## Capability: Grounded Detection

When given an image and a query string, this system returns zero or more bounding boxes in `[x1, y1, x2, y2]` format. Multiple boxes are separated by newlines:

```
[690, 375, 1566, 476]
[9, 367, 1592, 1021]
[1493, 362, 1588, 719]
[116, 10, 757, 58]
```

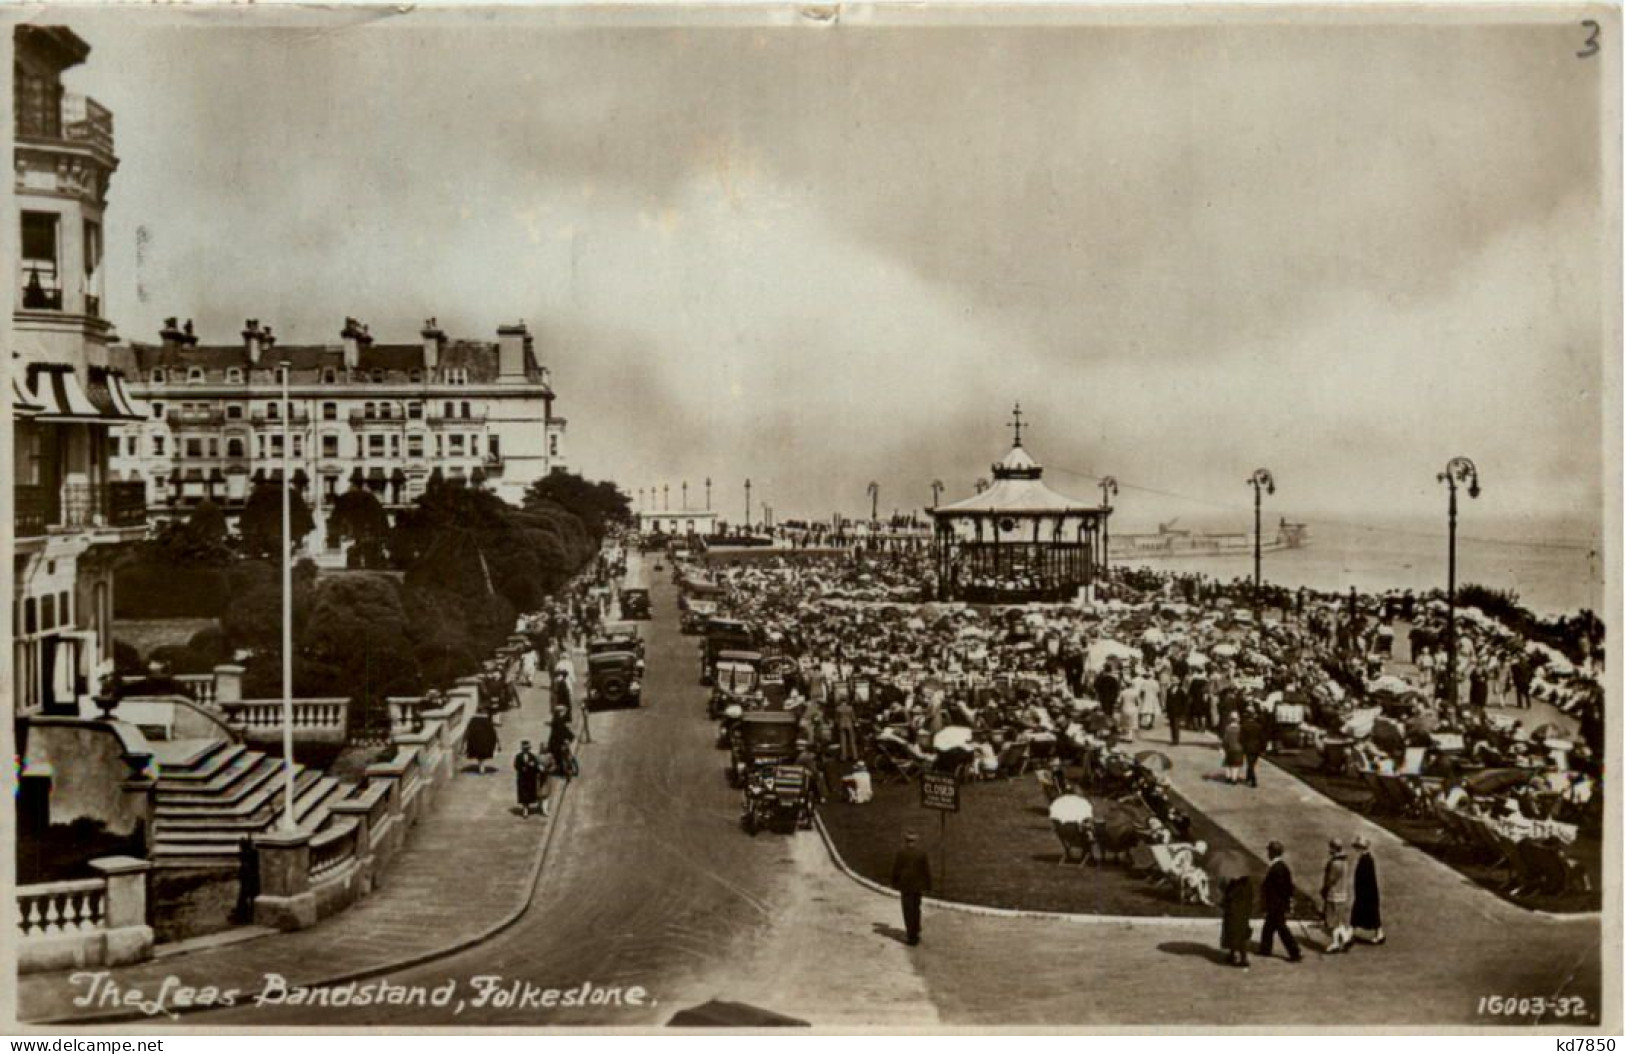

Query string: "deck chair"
[869, 745, 914, 785]
[1052, 819, 1091, 865]
[1355, 769, 1387, 814]
[996, 740, 1030, 778]
[1035, 767, 1063, 804]
[1146, 844, 1180, 889]
[875, 738, 923, 783]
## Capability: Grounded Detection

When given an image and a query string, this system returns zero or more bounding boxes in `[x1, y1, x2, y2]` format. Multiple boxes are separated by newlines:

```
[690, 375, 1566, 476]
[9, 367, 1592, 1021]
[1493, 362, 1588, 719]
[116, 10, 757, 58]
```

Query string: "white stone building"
[12, 26, 149, 716]
[108, 317, 567, 556]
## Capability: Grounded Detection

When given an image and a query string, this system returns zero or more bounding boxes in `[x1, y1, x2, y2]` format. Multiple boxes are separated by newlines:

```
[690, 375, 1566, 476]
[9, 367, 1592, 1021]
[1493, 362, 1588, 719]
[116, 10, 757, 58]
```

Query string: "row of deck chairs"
[867, 734, 1052, 785]
[1434, 808, 1590, 897]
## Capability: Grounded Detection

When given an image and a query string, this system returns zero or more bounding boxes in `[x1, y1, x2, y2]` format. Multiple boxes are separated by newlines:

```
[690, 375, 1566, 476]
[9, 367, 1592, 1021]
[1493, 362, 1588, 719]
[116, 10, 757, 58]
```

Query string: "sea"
[1111, 518, 1605, 619]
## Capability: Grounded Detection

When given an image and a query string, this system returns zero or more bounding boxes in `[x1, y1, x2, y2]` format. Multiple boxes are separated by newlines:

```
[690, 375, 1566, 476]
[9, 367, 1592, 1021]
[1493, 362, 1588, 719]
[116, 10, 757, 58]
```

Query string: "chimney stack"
[159, 316, 190, 348]
[497, 321, 529, 383]
[421, 317, 445, 372]
[242, 319, 264, 364]
[341, 316, 371, 370]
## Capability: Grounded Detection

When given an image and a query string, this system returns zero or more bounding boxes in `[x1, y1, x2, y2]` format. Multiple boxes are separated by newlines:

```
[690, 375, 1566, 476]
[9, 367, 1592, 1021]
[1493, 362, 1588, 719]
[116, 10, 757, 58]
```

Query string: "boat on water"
[1108, 517, 1309, 560]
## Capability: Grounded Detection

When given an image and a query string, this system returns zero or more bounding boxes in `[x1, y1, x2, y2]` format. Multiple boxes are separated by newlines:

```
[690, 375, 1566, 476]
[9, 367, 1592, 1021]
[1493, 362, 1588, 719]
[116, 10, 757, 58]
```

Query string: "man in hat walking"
[1259, 840, 1303, 962]
[890, 831, 933, 946]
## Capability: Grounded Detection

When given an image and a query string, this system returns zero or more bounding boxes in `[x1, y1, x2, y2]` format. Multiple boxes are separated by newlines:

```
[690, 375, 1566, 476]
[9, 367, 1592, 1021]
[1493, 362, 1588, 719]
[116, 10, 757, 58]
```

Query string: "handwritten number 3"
[1578, 20, 1600, 58]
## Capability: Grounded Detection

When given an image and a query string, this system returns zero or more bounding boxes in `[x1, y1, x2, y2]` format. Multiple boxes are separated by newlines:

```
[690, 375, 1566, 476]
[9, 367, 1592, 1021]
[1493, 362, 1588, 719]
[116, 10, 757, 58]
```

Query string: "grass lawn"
[1267, 747, 1600, 914]
[819, 772, 1266, 917]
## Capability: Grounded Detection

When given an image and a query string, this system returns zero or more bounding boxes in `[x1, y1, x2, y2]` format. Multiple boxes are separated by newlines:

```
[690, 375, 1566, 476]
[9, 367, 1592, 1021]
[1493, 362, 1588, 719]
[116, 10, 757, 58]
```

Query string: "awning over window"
[85, 367, 146, 422]
[11, 372, 45, 416]
[26, 363, 104, 422]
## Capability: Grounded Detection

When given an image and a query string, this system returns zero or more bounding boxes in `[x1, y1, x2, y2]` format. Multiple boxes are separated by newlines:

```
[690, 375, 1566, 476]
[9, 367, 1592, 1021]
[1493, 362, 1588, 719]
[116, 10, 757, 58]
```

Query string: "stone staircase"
[148, 740, 353, 868]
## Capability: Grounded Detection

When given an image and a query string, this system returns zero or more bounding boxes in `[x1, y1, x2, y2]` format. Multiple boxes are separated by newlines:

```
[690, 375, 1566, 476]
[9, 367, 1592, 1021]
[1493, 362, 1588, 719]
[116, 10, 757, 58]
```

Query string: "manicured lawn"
[819, 773, 1265, 917]
[1267, 748, 1600, 914]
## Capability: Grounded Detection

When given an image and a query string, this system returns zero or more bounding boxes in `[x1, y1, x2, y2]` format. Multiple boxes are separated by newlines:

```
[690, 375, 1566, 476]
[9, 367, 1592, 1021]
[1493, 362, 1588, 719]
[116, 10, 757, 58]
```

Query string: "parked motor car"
[587, 649, 643, 711]
[701, 618, 756, 685]
[620, 588, 651, 620]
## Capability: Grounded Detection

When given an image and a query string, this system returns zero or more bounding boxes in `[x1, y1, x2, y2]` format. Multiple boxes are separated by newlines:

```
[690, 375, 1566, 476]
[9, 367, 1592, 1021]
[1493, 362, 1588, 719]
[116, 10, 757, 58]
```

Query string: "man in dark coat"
[1240, 708, 1267, 788]
[1258, 840, 1302, 962]
[1351, 835, 1385, 945]
[1094, 664, 1121, 716]
[1165, 680, 1188, 746]
[890, 831, 933, 946]
[513, 741, 543, 817]
[1220, 874, 1254, 969]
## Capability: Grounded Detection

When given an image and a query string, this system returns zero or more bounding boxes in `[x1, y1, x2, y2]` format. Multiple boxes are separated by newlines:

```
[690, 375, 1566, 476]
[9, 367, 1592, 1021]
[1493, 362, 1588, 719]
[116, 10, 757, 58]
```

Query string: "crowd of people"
[683, 544, 1601, 928]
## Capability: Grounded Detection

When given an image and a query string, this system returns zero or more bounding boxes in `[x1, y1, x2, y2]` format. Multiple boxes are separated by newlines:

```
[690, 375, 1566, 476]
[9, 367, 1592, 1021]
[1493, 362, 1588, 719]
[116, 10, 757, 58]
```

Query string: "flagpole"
[280, 359, 297, 831]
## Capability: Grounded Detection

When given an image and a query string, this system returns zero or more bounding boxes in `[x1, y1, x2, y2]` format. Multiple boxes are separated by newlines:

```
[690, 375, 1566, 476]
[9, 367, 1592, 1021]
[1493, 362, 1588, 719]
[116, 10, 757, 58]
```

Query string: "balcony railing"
[427, 412, 486, 426]
[62, 94, 115, 156]
[249, 408, 310, 425]
[168, 408, 225, 427]
[15, 481, 148, 537]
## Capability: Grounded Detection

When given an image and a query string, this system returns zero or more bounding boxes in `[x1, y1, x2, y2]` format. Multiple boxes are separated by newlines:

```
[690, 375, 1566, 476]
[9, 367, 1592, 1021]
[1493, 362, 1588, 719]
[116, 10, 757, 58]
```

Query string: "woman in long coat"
[1221, 716, 1246, 784]
[465, 711, 500, 774]
[1351, 835, 1385, 945]
[513, 741, 543, 817]
[1220, 875, 1254, 968]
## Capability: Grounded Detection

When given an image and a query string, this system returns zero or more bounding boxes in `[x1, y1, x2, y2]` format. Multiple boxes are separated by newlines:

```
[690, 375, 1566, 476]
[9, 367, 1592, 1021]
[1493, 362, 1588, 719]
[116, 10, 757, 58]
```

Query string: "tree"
[298, 573, 422, 725]
[328, 487, 391, 569]
[237, 483, 316, 560]
[146, 500, 233, 567]
[522, 471, 632, 539]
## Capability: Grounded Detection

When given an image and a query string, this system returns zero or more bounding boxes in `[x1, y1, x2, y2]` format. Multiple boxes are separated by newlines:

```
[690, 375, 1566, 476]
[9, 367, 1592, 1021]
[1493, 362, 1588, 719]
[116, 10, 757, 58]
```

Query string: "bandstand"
[930, 409, 1110, 604]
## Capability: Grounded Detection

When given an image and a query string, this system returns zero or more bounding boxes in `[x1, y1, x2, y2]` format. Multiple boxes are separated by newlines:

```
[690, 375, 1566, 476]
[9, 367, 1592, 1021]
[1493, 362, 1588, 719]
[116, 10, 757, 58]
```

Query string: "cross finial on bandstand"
[1008, 402, 1026, 447]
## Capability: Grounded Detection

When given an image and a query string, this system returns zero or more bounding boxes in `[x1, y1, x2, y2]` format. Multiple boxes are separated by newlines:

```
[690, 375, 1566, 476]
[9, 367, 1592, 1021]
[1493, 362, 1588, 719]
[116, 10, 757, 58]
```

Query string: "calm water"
[1114, 519, 1604, 617]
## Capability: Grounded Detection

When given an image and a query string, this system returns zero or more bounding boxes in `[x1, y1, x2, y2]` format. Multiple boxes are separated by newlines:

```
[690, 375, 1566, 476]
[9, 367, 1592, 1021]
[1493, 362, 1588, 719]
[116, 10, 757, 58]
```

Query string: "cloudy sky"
[54, 7, 1613, 535]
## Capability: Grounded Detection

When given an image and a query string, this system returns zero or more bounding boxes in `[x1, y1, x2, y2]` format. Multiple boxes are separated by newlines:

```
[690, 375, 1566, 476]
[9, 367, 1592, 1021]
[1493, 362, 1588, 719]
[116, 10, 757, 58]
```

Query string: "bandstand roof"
[932, 441, 1103, 517]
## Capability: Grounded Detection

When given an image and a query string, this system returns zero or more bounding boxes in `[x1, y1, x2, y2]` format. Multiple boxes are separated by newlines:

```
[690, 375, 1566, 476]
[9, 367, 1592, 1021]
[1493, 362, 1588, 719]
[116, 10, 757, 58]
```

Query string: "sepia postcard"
[2, 2, 1619, 1035]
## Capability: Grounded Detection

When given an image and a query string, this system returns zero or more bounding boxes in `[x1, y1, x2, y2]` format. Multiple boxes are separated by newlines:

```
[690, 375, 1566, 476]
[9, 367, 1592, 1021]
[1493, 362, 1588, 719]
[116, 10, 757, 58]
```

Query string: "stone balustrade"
[15, 857, 154, 974]
[220, 698, 348, 747]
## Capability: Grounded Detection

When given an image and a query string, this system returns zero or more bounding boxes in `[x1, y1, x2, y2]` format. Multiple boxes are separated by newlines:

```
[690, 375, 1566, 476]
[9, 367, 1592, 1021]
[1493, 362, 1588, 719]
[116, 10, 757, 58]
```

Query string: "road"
[200, 551, 931, 1027]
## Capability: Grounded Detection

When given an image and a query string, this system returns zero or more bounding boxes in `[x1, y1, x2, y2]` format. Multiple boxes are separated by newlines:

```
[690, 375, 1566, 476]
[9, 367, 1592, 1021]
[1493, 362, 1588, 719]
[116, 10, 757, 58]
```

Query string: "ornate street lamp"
[1098, 476, 1118, 576]
[278, 360, 297, 831]
[867, 481, 879, 523]
[705, 477, 712, 511]
[662, 483, 669, 512]
[682, 480, 689, 511]
[745, 478, 752, 530]
[930, 479, 944, 509]
[1247, 468, 1275, 592]
[1438, 457, 1481, 709]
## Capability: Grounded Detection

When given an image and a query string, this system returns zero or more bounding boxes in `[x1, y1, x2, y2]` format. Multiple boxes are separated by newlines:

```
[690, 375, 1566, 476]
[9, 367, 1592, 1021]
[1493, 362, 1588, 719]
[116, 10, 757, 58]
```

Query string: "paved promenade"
[19, 676, 571, 1026]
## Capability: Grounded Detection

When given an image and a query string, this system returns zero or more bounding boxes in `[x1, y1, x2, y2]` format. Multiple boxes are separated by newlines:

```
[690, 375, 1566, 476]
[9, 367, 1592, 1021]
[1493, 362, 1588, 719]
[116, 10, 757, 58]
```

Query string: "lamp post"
[930, 479, 943, 509]
[637, 487, 644, 511]
[1438, 457, 1481, 709]
[279, 360, 296, 831]
[682, 480, 688, 511]
[867, 481, 879, 524]
[1098, 476, 1118, 577]
[745, 478, 752, 531]
[662, 483, 669, 512]
[705, 477, 712, 511]
[1247, 469, 1275, 593]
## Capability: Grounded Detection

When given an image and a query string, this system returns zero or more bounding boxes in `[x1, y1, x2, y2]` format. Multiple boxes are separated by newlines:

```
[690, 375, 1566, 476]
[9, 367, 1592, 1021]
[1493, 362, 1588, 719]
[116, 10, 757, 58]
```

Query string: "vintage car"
[680, 599, 718, 635]
[709, 650, 764, 718]
[586, 649, 643, 711]
[700, 618, 755, 685]
[619, 588, 651, 621]
[588, 631, 644, 660]
[731, 713, 811, 835]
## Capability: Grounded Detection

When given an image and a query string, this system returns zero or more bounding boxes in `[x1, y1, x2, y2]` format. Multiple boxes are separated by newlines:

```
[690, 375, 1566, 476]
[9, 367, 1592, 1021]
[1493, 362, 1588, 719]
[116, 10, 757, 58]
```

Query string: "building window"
[368, 434, 386, 457]
[435, 434, 444, 458]
[323, 475, 338, 498]
[380, 403, 393, 420]
[550, 434, 559, 457]
[152, 402, 165, 419]
[20, 211, 61, 310]
[409, 369, 423, 383]
[322, 434, 339, 458]
[125, 435, 137, 457]
[151, 369, 166, 385]
[292, 435, 303, 458]
[207, 437, 220, 458]
[258, 435, 268, 459]
[226, 404, 244, 420]
[152, 436, 166, 456]
[227, 437, 245, 458]
[270, 435, 284, 457]
[15, 68, 62, 138]
[226, 367, 243, 384]
[407, 402, 423, 419]
[449, 434, 466, 456]
[488, 435, 500, 459]
[83, 220, 102, 316]
[41, 595, 56, 632]
[187, 367, 204, 384]
[470, 435, 480, 456]
[407, 434, 423, 458]
[442, 401, 453, 419]
[371, 369, 384, 383]
[364, 402, 376, 419]
[322, 368, 337, 384]
[389, 434, 400, 458]
[320, 402, 336, 421]
[461, 401, 471, 419]
[267, 402, 279, 420]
